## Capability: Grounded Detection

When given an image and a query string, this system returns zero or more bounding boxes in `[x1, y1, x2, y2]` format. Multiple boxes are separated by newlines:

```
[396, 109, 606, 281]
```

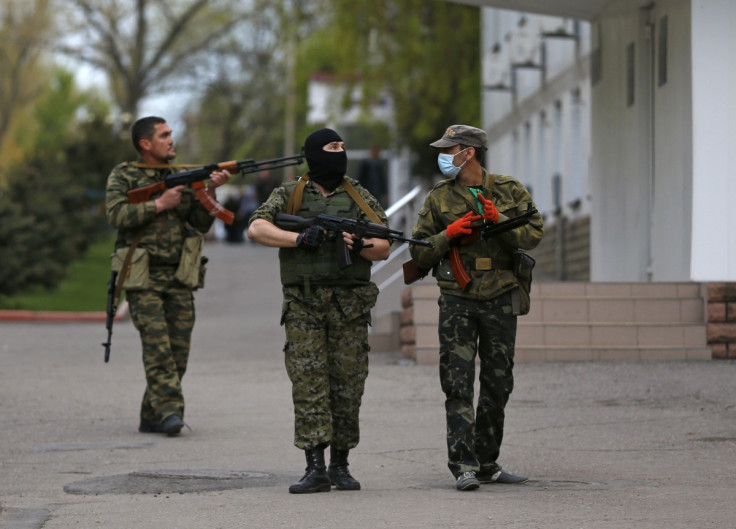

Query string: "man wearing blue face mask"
[409, 124, 543, 491]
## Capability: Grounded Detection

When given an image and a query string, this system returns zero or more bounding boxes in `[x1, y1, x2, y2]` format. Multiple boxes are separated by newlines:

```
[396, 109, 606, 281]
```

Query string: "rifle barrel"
[238, 154, 304, 175]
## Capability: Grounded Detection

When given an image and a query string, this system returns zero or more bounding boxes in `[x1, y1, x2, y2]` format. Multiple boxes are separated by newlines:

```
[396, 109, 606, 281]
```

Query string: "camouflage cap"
[430, 125, 487, 149]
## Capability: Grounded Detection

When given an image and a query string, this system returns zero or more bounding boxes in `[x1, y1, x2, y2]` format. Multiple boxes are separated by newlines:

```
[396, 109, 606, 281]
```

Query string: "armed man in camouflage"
[409, 125, 543, 491]
[248, 128, 390, 494]
[106, 116, 231, 436]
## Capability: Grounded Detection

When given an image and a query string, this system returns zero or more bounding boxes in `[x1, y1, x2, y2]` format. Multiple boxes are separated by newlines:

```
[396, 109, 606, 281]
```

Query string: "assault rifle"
[403, 205, 538, 288]
[127, 154, 305, 224]
[274, 213, 434, 269]
[102, 270, 118, 363]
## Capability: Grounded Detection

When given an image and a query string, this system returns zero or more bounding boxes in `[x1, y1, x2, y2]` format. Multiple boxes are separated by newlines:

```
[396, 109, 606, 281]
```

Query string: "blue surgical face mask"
[437, 148, 469, 178]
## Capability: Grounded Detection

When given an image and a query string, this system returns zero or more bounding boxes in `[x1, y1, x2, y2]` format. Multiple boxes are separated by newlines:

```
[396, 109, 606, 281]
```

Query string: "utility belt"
[466, 257, 513, 271]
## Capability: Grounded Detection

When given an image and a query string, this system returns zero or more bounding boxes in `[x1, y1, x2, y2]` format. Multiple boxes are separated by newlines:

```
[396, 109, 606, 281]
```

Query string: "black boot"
[288, 447, 331, 494]
[328, 447, 361, 491]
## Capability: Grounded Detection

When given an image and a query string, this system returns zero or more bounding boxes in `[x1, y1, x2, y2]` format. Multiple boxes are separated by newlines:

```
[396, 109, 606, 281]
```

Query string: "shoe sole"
[457, 482, 480, 491]
[478, 478, 529, 485]
[288, 483, 332, 494]
[333, 484, 361, 491]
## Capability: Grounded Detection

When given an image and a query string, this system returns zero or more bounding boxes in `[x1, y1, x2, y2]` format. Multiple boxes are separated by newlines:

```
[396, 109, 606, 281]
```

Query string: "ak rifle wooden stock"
[127, 154, 305, 224]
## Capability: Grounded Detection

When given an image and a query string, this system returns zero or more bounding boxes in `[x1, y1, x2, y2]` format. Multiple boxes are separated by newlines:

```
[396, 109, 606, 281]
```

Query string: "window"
[658, 16, 668, 87]
[626, 42, 635, 106]
[591, 23, 602, 85]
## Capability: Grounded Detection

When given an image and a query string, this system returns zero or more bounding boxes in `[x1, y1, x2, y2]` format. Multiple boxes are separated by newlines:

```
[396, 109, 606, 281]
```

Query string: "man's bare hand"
[206, 169, 232, 198]
[209, 169, 231, 188]
[155, 185, 185, 212]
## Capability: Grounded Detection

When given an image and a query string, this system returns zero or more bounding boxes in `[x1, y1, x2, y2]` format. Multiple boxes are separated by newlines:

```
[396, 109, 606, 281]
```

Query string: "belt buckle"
[475, 257, 492, 271]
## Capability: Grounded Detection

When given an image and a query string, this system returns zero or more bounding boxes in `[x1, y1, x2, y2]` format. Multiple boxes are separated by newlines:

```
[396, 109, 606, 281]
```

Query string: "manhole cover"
[33, 441, 154, 452]
[64, 469, 277, 495]
[130, 469, 270, 480]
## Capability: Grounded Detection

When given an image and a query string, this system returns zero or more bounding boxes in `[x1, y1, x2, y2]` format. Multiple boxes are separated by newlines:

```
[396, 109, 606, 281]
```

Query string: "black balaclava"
[303, 128, 347, 191]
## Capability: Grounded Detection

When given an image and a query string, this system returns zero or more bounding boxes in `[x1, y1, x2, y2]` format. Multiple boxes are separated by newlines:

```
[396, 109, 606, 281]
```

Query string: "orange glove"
[446, 211, 482, 239]
[477, 192, 499, 223]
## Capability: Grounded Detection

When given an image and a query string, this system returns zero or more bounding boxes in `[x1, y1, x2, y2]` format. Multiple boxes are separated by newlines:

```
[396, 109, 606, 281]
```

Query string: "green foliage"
[0, 233, 115, 311]
[0, 66, 128, 297]
[302, 0, 482, 177]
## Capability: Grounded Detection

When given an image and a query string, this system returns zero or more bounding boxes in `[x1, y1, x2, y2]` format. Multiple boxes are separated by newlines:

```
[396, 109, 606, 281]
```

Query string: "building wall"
[690, 0, 736, 281]
[481, 9, 592, 281]
[590, 0, 693, 281]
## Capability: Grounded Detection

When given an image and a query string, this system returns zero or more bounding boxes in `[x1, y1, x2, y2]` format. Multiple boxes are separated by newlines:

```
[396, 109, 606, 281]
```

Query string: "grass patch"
[0, 233, 117, 312]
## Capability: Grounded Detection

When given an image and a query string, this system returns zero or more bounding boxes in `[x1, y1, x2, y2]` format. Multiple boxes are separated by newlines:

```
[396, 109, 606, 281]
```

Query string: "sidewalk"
[1, 241, 735, 529]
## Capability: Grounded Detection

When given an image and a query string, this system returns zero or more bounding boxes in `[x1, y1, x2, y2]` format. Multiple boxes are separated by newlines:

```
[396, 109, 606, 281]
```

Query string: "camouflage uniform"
[249, 177, 385, 450]
[410, 170, 543, 478]
[106, 162, 215, 424]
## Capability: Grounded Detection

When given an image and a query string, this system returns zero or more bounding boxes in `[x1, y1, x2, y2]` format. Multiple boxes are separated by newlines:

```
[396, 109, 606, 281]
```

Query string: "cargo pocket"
[512, 251, 535, 316]
[175, 233, 204, 289]
[111, 247, 149, 290]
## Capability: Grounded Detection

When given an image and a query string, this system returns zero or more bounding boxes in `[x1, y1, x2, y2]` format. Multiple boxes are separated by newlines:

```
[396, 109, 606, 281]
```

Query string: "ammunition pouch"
[512, 251, 535, 316]
[175, 233, 205, 289]
[111, 247, 149, 291]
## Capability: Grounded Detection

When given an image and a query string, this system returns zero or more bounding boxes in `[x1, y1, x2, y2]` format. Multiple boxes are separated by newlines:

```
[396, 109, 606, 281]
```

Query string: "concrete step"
[405, 344, 713, 365]
[396, 281, 712, 365]
[514, 345, 713, 363]
[516, 321, 707, 348]
[368, 310, 401, 353]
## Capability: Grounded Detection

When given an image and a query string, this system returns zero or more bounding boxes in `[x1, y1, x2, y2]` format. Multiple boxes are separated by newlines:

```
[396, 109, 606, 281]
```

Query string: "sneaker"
[456, 471, 480, 491]
[161, 414, 184, 437]
[477, 469, 528, 484]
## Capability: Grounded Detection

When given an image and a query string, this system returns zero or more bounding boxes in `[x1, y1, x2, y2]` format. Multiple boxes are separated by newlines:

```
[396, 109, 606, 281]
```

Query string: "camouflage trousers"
[281, 284, 375, 451]
[127, 269, 195, 423]
[438, 292, 517, 478]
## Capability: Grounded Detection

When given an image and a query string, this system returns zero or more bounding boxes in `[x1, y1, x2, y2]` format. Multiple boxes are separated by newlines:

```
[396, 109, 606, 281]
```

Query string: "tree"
[0, 0, 55, 177]
[178, 0, 323, 174]
[57, 0, 251, 117]
[300, 0, 481, 176]
[0, 66, 128, 298]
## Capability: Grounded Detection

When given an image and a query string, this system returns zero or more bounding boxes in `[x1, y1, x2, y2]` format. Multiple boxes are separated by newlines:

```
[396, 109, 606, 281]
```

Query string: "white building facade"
[456, 0, 736, 283]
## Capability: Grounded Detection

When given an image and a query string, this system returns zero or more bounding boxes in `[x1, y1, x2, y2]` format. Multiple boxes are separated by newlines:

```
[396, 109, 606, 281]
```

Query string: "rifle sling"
[133, 162, 204, 169]
[343, 179, 382, 224]
[286, 174, 383, 225]
[113, 230, 145, 307]
[286, 173, 310, 214]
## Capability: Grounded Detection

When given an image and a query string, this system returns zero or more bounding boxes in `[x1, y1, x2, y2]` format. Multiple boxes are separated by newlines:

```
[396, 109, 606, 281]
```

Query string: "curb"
[0, 301, 130, 323]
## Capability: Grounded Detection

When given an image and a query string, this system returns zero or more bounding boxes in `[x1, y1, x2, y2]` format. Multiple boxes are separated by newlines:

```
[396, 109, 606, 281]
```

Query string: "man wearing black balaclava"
[302, 127, 348, 191]
[248, 128, 390, 494]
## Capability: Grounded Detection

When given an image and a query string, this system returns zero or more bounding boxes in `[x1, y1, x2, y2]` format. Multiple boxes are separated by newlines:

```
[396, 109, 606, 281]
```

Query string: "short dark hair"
[460, 144, 487, 166]
[131, 116, 166, 153]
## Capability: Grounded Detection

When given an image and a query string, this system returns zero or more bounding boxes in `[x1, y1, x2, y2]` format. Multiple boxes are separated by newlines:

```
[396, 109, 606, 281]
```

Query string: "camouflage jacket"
[105, 161, 215, 266]
[409, 170, 543, 300]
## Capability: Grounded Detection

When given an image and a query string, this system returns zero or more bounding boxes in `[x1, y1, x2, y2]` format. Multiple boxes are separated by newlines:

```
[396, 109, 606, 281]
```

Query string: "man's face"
[440, 144, 472, 167]
[322, 140, 346, 152]
[141, 123, 176, 162]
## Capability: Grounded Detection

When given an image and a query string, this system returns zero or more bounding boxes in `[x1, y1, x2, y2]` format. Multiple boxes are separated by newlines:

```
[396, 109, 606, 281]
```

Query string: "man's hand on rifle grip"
[155, 185, 185, 212]
[296, 225, 326, 249]
[446, 211, 482, 239]
[345, 233, 373, 253]
[477, 192, 499, 223]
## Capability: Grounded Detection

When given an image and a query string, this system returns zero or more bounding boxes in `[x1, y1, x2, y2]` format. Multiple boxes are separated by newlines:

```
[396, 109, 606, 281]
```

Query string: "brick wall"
[707, 283, 736, 359]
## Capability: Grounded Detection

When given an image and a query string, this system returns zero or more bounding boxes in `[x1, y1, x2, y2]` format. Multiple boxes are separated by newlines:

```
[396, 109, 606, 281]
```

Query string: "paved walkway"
[1, 241, 735, 528]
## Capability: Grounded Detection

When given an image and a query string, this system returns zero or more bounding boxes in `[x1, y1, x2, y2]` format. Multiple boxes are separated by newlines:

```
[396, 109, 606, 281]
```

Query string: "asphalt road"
[1, 241, 735, 528]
